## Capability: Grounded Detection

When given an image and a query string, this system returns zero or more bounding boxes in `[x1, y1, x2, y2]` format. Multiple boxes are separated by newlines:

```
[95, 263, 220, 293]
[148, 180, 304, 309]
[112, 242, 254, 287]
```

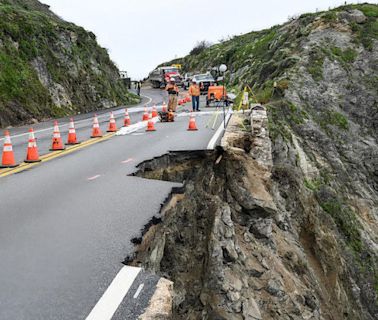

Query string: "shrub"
[189, 40, 211, 56]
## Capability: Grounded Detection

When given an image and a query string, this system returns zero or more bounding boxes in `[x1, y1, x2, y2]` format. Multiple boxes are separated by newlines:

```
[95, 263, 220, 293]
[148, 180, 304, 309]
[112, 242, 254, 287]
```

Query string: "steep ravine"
[128, 110, 377, 320]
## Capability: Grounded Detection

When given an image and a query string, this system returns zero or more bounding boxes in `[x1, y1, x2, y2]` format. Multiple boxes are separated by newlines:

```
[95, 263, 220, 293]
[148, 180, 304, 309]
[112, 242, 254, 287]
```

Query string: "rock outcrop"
[128, 3, 377, 320]
[0, 0, 138, 127]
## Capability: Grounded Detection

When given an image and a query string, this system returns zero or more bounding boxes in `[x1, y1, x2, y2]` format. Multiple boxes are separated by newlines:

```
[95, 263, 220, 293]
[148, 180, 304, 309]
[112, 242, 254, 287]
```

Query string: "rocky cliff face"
[129, 4, 377, 320]
[0, 0, 138, 127]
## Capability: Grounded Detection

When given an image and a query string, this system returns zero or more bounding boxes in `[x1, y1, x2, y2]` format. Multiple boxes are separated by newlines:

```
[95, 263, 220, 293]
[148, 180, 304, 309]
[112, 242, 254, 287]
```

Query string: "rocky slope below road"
[130, 3, 377, 320]
[0, 0, 138, 128]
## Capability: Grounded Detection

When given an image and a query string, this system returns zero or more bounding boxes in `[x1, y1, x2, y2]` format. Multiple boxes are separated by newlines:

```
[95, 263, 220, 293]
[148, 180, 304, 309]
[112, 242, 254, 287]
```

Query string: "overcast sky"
[40, 0, 376, 79]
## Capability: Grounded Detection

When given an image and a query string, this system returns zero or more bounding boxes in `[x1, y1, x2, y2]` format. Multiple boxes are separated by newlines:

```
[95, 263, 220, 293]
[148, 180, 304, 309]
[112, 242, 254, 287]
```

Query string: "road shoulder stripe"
[86, 266, 141, 320]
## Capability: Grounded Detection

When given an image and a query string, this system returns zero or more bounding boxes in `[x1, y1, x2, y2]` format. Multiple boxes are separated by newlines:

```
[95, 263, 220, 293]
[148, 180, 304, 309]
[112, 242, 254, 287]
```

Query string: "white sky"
[39, 0, 376, 79]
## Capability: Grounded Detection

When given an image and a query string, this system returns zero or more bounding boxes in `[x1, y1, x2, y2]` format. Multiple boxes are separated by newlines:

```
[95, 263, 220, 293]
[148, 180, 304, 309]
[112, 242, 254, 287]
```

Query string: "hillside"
[0, 0, 138, 128]
[139, 3, 378, 320]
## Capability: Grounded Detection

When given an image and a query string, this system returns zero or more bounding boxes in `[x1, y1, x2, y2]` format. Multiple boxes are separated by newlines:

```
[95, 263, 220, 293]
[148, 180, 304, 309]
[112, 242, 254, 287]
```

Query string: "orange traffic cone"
[50, 121, 65, 151]
[162, 102, 167, 112]
[187, 113, 198, 131]
[66, 118, 80, 145]
[146, 113, 156, 132]
[123, 109, 131, 127]
[25, 128, 41, 163]
[142, 107, 149, 121]
[107, 112, 117, 132]
[91, 114, 103, 138]
[1, 130, 18, 168]
[152, 105, 158, 118]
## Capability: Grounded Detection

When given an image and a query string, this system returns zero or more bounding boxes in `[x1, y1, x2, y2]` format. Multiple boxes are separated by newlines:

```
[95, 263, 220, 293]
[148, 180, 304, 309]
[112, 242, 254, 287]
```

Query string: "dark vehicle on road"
[192, 73, 216, 94]
[182, 72, 194, 90]
[149, 66, 182, 88]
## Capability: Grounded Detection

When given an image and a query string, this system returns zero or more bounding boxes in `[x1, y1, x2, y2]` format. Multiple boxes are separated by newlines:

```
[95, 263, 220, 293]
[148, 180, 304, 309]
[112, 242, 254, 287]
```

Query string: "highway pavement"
[0, 88, 229, 319]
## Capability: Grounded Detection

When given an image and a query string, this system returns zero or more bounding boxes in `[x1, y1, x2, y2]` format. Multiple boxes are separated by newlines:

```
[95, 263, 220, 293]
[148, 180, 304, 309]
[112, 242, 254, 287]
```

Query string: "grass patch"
[320, 199, 362, 253]
[331, 47, 358, 63]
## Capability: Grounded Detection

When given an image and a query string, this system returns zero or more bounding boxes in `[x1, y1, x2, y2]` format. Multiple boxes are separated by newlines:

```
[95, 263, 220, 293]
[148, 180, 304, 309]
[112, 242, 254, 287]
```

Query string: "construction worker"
[165, 78, 179, 112]
[188, 79, 201, 112]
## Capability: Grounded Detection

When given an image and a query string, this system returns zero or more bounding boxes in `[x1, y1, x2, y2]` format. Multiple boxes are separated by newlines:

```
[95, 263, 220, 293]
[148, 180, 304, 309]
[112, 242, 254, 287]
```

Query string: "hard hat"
[192, 79, 197, 83]
[170, 77, 176, 82]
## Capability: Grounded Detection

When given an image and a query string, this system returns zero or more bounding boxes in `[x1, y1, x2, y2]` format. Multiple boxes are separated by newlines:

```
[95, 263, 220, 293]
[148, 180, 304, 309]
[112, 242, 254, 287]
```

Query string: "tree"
[190, 40, 211, 55]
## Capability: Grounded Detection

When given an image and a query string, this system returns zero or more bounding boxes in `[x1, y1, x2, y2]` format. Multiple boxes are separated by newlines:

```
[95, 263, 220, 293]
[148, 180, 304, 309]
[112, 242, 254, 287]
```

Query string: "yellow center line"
[0, 133, 115, 178]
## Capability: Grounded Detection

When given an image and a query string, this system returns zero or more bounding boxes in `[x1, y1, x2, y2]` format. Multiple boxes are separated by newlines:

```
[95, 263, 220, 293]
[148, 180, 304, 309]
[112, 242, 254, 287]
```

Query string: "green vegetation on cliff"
[0, 0, 138, 127]
[164, 3, 378, 318]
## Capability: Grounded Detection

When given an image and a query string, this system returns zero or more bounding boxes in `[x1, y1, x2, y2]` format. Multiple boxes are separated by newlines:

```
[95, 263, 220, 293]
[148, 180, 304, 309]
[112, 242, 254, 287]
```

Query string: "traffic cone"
[1, 130, 18, 168]
[186, 96, 191, 103]
[178, 99, 183, 106]
[107, 112, 117, 132]
[66, 118, 80, 145]
[25, 128, 41, 163]
[123, 109, 131, 127]
[152, 105, 158, 117]
[142, 107, 149, 121]
[187, 113, 198, 131]
[146, 113, 156, 132]
[91, 114, 103, 138]
[50, 121, 65, 151]
[162, 102, 167, 112]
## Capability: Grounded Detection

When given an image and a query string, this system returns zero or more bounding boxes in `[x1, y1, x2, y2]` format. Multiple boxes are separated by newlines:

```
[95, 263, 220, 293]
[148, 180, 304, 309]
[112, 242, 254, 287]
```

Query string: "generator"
[158, 111, 175, 122]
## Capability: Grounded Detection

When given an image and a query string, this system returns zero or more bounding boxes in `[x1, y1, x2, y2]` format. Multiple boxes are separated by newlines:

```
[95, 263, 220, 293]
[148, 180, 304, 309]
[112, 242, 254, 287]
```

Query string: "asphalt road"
[0, 88, 226, 319]
[1, 88, 167, 164]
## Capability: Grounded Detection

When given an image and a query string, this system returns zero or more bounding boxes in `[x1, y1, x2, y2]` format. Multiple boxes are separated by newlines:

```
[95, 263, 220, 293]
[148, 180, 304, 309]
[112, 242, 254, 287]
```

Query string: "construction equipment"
[158, 111, 175, 122]
[148, 66, 182, 88]
[206, 85, 229, 107]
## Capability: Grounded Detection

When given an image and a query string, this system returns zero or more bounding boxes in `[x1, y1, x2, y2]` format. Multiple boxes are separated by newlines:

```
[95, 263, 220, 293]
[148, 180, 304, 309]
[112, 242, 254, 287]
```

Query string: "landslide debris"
[142, 4, 377, 318]
[0, 0, 138, 128]
[129, 107, 377, 319]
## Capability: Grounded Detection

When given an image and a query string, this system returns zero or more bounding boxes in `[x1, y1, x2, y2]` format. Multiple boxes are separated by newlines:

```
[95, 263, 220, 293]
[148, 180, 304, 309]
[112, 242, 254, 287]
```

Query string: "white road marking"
[86, 266, 141, 320]
[207, 108, 233, 150]
[133, 283, 144, 299]
[87, 175, 101, 181]
[121, 158, 133, 164]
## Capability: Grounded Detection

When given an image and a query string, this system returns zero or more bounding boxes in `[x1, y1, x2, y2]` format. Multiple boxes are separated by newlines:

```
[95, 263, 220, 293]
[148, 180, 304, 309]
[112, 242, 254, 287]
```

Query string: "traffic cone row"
[1, 106, 200, 169]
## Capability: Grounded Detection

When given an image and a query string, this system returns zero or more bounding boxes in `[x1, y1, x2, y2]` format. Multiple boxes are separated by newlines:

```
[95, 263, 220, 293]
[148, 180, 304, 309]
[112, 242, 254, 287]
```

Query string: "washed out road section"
[0, 108, 223, 319]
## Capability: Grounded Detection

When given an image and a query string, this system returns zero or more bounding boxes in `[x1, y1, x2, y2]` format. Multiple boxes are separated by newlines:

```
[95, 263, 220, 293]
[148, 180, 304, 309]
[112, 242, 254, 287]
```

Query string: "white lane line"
[87, 175, 101, 181]
[141, 94, 153, 106]
[86, 266, 141, 320]
[121, 158, 133, 164]
[207, 108, 233, 150]
[133, 283, 144, 299]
